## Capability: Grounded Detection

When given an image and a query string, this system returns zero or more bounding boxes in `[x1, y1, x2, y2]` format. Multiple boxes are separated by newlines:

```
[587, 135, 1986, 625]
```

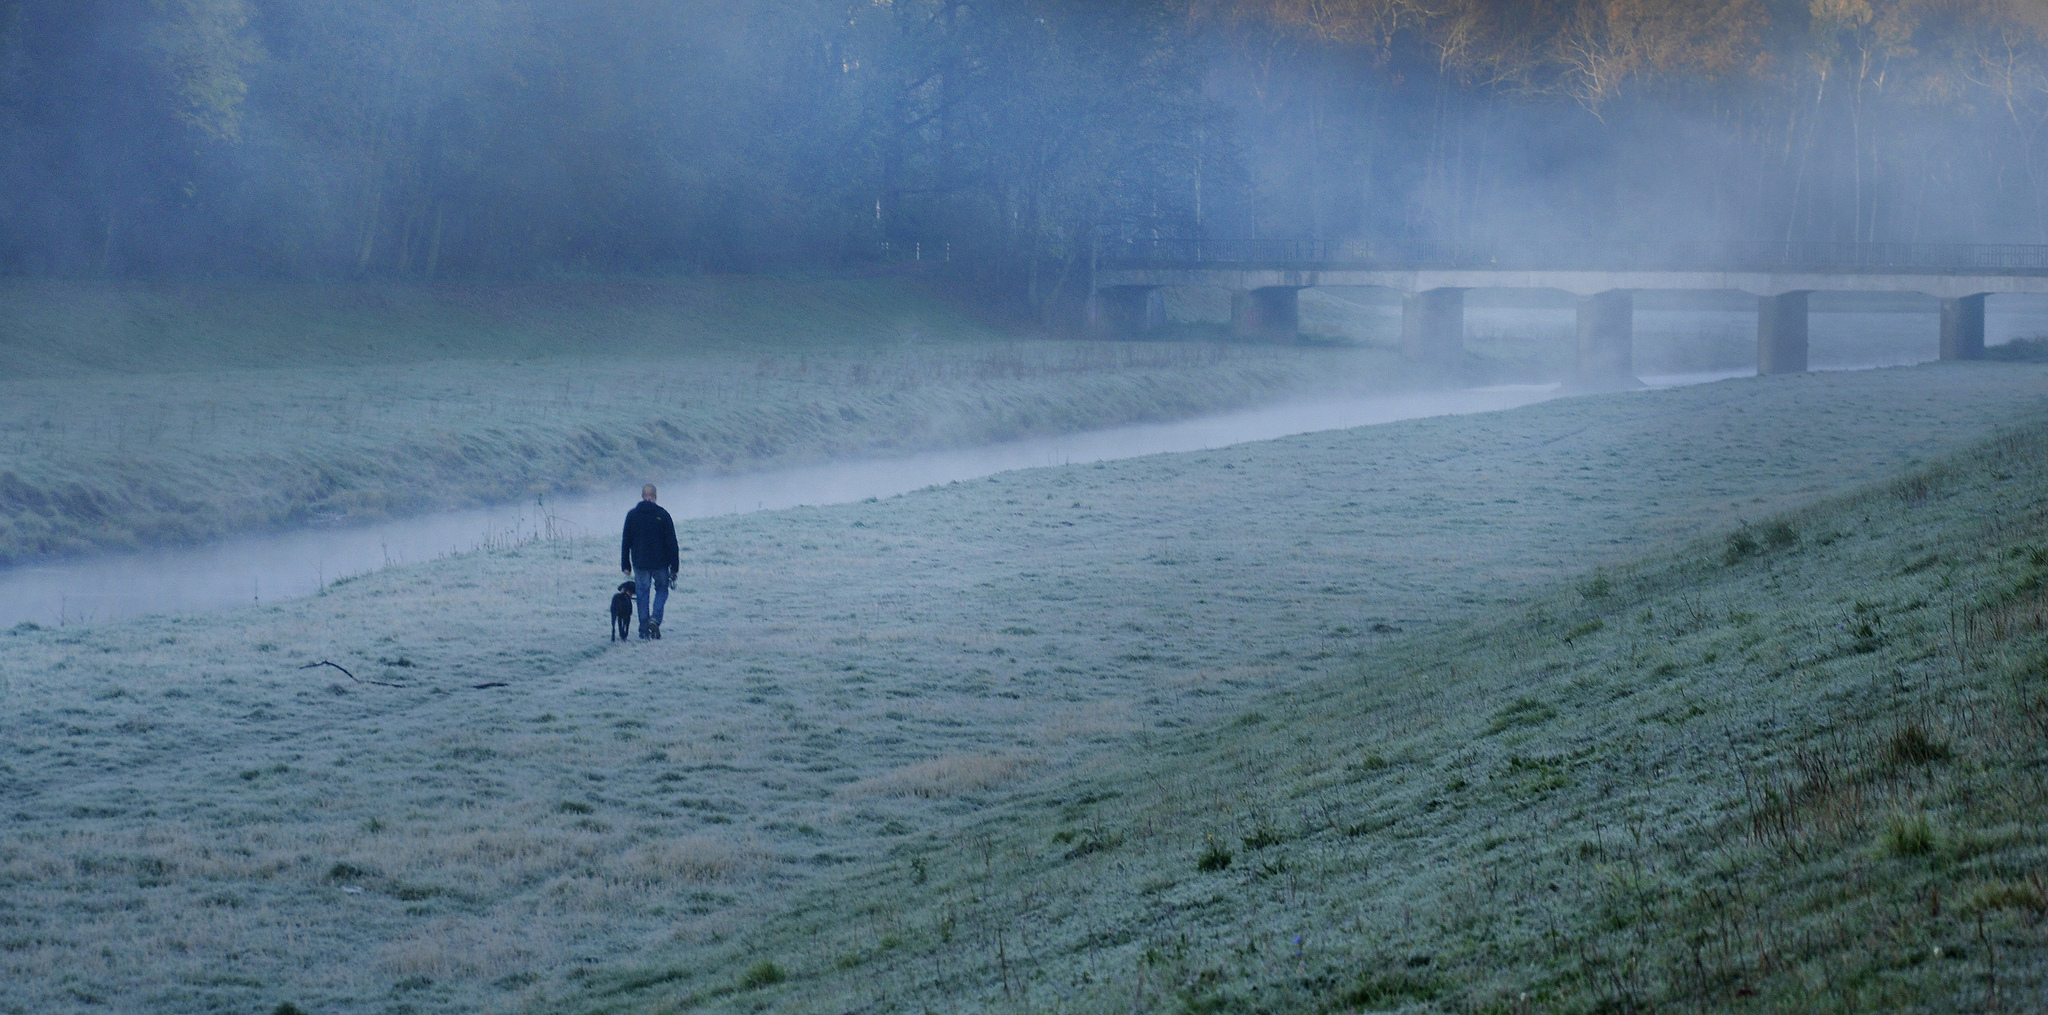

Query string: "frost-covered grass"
[616, 377, 2048, 1015]
[0, 277, 1399, 564]
[0, 363, 2042, 1014]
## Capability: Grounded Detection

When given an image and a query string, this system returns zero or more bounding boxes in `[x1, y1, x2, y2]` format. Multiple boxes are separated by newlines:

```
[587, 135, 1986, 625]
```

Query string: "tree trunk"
[357, 191, 381, 273]
[426, 201, 446, 277]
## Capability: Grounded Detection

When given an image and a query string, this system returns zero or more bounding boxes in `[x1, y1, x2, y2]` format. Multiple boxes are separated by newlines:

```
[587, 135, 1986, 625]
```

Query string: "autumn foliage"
[6, 0, 2048, 295]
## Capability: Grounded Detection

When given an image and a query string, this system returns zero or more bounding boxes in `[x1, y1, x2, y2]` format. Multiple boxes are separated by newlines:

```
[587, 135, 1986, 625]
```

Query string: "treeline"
[0, 0, 1211, 308]
[4, 1, 2048, 309]
[1210, 0, 2048, 249]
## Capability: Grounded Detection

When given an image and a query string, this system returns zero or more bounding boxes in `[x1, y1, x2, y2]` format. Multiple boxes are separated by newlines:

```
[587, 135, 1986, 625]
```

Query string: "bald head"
[642, 484, 657, 501]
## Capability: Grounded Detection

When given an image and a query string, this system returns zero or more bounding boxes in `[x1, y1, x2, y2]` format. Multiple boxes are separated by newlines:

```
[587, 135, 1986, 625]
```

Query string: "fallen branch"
[300, 660, 405, 688]
[473, 682, 508, 689]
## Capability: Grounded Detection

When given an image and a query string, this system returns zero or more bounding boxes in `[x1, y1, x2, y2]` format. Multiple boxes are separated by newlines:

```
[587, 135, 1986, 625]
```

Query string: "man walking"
[621, 484, 680, 639]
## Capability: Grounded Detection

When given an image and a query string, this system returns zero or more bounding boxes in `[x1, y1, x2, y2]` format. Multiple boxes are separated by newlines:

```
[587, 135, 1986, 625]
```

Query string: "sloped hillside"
[584, 413, 2048, 1014]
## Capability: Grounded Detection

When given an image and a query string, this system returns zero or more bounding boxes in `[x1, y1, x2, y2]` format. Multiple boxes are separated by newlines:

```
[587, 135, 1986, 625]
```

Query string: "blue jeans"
[632, 567, 671, 631]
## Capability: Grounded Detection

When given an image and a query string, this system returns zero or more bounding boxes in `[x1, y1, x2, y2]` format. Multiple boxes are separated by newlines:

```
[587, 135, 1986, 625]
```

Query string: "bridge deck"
[1093, 240, 2048, 298]
[1092, 265, 2048, 299]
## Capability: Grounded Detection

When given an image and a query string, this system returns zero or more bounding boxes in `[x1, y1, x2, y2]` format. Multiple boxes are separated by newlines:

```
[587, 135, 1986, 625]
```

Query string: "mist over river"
[0, 385, 1573, 628]
[0, 349, 1983, 631]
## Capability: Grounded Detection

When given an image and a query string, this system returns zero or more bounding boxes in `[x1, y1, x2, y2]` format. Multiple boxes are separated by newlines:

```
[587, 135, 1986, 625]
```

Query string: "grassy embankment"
[581, 377, 2048, 1014]
[0, 277, 1403, 564]
[0, 363, 2042, 1014]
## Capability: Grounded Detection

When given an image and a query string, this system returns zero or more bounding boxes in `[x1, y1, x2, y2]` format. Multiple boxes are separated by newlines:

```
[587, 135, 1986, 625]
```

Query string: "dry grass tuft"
[841, 754, 1039, 799]
[628, 836, 765, 884]
[1032, 707, 1138, 744]
[1961, 876, 2048, 917]
[1969, 586, 2048, 644]
[377, 919, 555, 981]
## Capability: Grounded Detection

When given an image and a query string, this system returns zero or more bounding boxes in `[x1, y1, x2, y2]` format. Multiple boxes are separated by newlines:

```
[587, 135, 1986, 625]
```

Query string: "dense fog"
[8, 1, 2048, 316]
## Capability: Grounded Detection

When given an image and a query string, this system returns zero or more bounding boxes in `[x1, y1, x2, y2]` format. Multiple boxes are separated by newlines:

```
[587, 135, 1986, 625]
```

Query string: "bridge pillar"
[1399, 288, 1464, 365]
[1573, 290, 1641, 390]
[1231, 287, 1301, 342]
[1939, 293, 1987, 360]
[1090, 285, 1165, 338]
[1757, 291, 1809, 375]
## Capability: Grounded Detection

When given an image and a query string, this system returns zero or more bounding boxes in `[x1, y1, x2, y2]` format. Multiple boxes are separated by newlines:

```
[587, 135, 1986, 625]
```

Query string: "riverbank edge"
[0, 276, 1427, 566]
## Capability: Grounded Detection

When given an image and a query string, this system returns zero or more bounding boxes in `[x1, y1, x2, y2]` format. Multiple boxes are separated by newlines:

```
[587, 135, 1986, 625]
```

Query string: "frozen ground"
[0, 363, 2043, 1013]
[612, 371, 2048, 1015]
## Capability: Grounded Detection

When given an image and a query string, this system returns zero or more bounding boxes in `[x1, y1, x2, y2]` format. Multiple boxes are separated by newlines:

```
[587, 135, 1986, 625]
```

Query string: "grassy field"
[0, 277, 1402, 564]
[0, 362, 2042, 1014]
[595, 369, 2048, 1015]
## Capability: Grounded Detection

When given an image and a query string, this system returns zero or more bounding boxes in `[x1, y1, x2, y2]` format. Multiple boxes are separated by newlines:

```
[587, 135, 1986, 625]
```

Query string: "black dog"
[609, 582, 636, 642]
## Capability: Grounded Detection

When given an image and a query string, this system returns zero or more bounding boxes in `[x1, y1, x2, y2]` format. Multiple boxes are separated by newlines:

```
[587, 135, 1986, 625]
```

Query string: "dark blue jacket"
[622, 501, 679, 572]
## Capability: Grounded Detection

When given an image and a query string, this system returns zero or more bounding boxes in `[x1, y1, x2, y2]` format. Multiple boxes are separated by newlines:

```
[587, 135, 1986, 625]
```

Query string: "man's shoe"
[638, 628, 650, 640]
[650, 623, 661, 640]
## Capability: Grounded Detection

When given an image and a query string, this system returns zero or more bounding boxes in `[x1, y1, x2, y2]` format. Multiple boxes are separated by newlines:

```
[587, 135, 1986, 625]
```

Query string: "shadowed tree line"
[0, 0, 1208, 314]
[5, 1, 2048, 315]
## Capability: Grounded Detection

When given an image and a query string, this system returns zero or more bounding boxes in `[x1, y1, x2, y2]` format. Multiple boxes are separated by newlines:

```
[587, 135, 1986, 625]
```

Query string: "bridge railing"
[1098, 238, 2048, 273]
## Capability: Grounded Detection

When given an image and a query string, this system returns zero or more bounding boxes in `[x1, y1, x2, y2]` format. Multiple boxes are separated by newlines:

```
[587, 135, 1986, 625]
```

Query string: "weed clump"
[740, 960, 785, 989]
[1723, 518, 1797, 564]
[1564, 619, 1604, 643]
[1760, 518, 1798, 549]
[1242, 825, 1284, 851]
[1883, 723, 1951, 766]
[1197, 838, 1233, 872]
[1723, 525, 1761, 565]
[1882, 813, 1939, 858]
[1484, 697, 1557, 735]
[1891, 470, 1945, 504]
[1579, 569, 1612, 600]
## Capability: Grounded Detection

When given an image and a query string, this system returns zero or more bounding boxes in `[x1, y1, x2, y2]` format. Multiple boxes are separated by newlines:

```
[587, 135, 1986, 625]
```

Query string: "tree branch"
[299, 659, 405, 688]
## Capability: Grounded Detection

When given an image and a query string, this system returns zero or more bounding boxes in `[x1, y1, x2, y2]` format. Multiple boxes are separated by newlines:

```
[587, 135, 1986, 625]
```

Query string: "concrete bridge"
[1090, 240, 2048, 388]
